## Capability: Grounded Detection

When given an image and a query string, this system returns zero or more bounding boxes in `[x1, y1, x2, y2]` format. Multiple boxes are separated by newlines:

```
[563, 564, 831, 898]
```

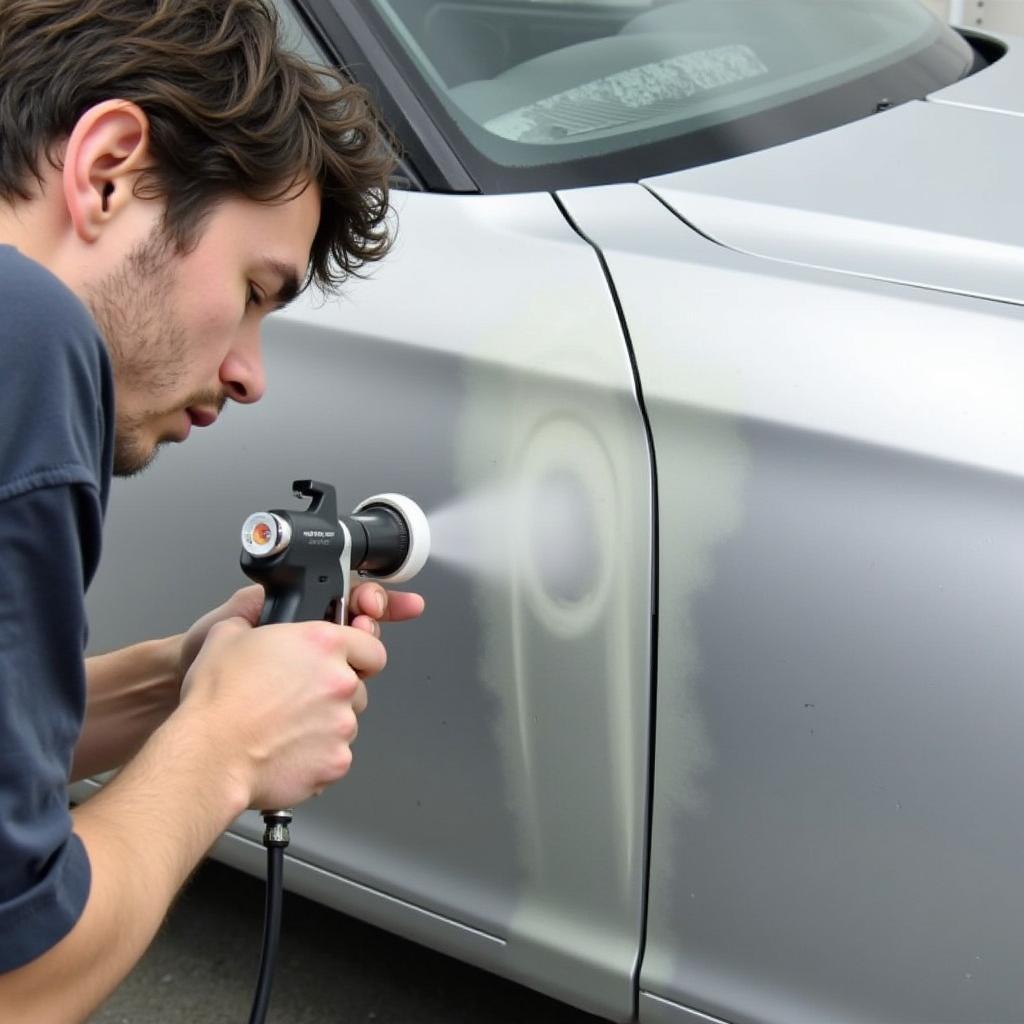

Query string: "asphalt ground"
[88, 859, 607, 1024]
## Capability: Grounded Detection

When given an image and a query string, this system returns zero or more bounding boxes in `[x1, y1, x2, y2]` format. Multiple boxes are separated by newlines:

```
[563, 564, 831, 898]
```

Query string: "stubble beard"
[86, 230, 191, 477]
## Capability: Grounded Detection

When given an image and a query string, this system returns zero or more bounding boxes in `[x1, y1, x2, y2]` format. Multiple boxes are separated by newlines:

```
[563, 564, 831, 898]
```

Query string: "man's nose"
[220, 331, 266, 404]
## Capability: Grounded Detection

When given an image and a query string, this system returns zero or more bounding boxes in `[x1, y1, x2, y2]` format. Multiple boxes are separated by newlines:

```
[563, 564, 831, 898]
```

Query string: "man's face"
[86, 185, 321, 476]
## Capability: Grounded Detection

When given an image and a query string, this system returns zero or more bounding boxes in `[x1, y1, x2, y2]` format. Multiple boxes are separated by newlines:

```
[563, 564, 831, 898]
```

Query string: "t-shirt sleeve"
[0, 483, 100, 971]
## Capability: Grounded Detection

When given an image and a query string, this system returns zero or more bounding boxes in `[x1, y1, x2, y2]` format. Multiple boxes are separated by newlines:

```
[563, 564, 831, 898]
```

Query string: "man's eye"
[247, 284, 264, 308]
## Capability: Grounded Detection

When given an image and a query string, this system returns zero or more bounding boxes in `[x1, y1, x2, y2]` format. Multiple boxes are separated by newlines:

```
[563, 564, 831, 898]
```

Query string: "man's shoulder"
[0, 247, 112, 502]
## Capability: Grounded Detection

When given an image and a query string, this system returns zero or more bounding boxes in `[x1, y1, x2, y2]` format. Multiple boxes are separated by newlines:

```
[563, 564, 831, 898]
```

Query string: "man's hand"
[179, 617, 384, 809]
[179, 582, 424, 686]
[178, 585, 265, 689]
[348, 581, 426, 638]
[175, 580, 423, 808]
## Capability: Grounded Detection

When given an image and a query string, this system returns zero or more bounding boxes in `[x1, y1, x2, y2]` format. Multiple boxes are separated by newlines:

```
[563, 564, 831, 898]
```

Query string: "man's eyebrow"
[259, 258, 301, 309]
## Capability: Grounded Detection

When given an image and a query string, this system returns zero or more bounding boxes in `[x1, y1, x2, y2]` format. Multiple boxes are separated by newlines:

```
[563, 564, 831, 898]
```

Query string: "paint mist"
[425, 473, 600, 603]
[425, 483, 513, 582]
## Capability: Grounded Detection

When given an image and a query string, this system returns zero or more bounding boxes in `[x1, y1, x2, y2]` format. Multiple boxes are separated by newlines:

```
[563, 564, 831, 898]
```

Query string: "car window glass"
[271, 0, 329, 66]
[365, 0, 958, 169]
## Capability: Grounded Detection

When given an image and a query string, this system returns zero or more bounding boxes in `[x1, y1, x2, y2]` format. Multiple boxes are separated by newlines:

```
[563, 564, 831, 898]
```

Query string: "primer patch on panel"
[485, 45, 768, 143]
[450, 264, 652, 1001]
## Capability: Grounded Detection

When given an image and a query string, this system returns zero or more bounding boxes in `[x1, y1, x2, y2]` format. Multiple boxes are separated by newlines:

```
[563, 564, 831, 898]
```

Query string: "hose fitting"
[261, 809, 293, 849]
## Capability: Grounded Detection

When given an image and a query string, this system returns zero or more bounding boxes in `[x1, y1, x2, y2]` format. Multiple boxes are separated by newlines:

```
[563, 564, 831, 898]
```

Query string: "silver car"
[78, 2, 1024, 1022]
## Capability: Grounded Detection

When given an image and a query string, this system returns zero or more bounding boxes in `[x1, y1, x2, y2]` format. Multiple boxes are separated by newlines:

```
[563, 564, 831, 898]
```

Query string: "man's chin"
[112, 440, 163, 479]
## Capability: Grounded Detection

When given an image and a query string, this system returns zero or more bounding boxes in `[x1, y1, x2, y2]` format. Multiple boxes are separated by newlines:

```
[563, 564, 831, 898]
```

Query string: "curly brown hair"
[0, 0, 395, 291]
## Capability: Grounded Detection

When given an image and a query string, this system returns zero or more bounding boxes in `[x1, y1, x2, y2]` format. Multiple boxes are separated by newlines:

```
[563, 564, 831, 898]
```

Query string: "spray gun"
[237, 479, 430, 1024]
[240, 479, 430, 621]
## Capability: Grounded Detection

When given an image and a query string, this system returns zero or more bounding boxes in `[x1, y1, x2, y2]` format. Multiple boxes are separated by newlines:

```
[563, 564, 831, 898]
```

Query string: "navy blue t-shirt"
[0, 246, 114, 971]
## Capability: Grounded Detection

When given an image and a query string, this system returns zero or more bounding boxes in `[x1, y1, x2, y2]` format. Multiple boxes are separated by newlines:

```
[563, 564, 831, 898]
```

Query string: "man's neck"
[0, 200, 60, 269]
[0, 189, 84, 299]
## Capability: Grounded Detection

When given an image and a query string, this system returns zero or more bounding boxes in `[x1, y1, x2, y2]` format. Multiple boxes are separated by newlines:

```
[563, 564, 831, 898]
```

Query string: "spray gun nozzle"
[345, 504, 410, 578]
[349, 493, 430, 584]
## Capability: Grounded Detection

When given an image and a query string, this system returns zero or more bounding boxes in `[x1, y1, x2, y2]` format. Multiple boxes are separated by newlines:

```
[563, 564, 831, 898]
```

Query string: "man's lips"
[187, 407, 219, 428]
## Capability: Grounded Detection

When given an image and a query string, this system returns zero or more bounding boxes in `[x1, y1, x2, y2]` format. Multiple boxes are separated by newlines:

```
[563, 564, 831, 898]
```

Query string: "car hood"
[642, 35, 1024, 306]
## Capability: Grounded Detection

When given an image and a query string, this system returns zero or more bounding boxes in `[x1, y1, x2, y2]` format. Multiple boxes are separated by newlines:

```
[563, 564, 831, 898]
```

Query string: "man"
[0, 1, 424, 1019]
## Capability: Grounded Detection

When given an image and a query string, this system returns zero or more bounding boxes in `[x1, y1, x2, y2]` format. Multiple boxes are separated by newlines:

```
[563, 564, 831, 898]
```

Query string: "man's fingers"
[228, 584, 266, 625]
[349, 614, 381, 639]
[349, 582, 425, 623]
[329, 623, 387, 677]
[350, 582, 387, 619]
[208, 614, 255, 641]
[351, 680, 369, 715]
[384, 590, 426, 622]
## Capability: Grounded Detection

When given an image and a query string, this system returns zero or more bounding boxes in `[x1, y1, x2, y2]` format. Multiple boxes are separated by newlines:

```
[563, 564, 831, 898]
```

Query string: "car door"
[561, 103, 1024, 1024]
[82, 2, 655, 1020]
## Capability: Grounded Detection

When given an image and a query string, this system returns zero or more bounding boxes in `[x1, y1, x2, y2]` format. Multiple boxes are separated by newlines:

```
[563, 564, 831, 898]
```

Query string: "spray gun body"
[241, 482, 346, 625]
[240, 479, 429, 626]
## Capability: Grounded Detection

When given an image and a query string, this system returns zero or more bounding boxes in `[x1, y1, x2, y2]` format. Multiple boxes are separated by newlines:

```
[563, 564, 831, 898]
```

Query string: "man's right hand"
[178, 617, 387, 810]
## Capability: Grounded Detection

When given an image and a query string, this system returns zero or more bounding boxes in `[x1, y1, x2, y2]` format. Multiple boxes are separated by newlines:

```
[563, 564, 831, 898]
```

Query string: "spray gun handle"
[258, 582, 332, 626]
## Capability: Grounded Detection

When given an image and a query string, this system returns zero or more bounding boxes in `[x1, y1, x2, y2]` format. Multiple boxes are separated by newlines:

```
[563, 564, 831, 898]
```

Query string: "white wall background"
[923, 0, 1024, 33]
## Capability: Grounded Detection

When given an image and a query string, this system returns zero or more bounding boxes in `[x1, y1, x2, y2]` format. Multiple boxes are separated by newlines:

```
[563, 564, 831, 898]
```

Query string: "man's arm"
[73, 587, 268, 782]
[73, 637, 182, 781]
[15, 710, 247, 1023]
[0, 613, 387, 1024]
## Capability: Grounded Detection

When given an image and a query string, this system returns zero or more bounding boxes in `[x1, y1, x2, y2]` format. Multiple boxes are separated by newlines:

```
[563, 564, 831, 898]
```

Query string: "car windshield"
[362, 0, 975, 190]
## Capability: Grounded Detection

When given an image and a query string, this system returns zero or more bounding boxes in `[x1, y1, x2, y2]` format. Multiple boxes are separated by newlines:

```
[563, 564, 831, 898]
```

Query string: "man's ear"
[61, 100, 151, 243]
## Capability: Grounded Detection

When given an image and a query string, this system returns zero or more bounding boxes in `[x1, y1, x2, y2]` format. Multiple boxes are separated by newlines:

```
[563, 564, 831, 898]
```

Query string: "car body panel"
[560, 181, 1024, 1023]
[930, 30, 1024, 116]
[84, 191, 654, 1021]
[642, 97, 1024, 305]
[640, 991, 732, 1024]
